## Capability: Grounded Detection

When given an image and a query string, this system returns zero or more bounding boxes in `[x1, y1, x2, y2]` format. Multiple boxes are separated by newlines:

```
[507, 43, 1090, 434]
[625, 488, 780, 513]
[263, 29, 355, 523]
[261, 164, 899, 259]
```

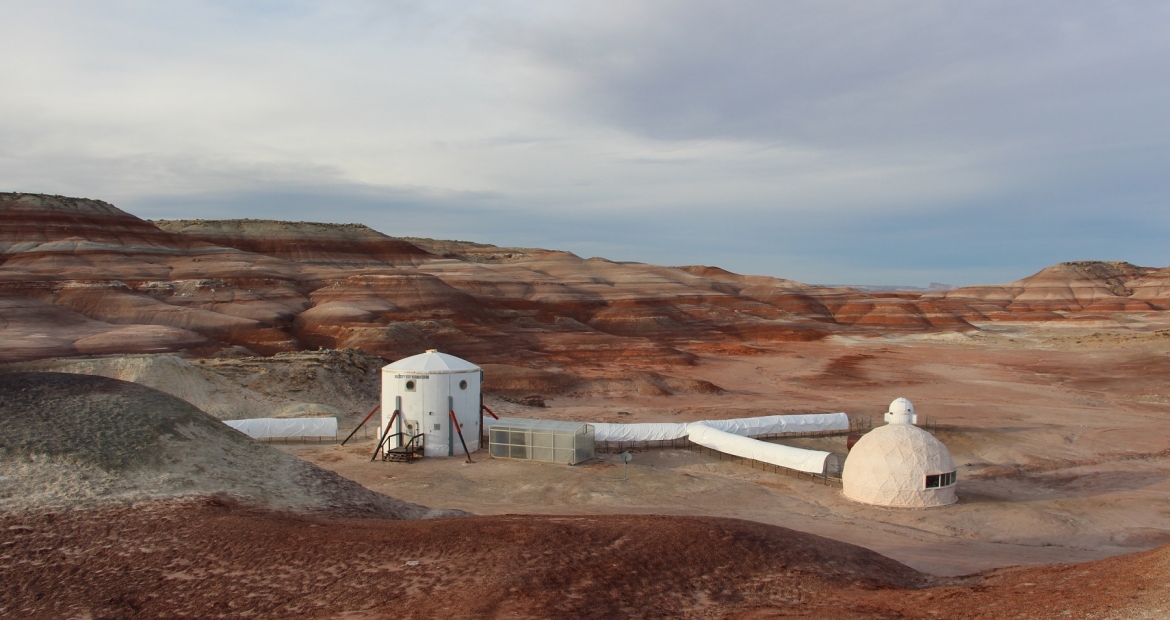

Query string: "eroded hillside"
[4, 192, 1169, 368]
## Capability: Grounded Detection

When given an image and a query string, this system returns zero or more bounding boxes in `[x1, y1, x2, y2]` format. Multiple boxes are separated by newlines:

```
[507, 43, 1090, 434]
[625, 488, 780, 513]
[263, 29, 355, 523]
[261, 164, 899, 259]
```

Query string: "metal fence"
[594, 436, 694, 454]
[275, 415, 883, 449]
[252, 424, 378, 445]
[687, 443, 844, 487]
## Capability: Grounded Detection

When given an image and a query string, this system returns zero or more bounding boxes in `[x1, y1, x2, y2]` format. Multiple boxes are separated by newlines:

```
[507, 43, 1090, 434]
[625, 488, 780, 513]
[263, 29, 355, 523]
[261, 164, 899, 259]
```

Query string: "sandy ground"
[281, 323, 1170, 576]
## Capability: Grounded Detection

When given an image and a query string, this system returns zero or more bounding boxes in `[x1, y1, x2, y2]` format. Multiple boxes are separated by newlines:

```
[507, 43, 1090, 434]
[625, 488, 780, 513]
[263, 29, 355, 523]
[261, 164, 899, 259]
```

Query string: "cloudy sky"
[2, 1, 1167, 286]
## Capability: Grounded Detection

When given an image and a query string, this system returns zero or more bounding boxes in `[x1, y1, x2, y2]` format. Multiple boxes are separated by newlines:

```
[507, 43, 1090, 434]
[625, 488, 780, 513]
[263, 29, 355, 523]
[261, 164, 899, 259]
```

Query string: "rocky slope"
[4, 349, 383, 421]
[0, 372, 455, 517]
[3, 192, 1168, 367]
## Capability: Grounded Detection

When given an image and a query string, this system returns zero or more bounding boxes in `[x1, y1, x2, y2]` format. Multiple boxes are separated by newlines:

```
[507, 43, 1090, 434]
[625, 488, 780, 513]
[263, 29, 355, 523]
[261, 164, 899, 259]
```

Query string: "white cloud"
[1, 1, 1168, 284]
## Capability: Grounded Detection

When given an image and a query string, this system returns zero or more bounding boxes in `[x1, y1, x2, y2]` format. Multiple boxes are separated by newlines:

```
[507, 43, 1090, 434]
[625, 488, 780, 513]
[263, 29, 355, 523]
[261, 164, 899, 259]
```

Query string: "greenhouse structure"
[488, 418, 595, 465]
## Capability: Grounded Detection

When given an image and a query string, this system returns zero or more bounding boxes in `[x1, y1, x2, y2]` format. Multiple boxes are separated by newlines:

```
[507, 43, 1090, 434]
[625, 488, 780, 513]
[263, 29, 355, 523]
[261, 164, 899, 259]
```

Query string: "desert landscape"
[2, 192, 1170, 617]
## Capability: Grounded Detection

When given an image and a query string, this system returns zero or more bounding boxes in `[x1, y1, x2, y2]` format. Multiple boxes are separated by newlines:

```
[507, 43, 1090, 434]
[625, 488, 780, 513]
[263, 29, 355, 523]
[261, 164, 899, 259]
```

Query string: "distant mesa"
[2, 192, 1168, 365]
[153, 218, 435, 266]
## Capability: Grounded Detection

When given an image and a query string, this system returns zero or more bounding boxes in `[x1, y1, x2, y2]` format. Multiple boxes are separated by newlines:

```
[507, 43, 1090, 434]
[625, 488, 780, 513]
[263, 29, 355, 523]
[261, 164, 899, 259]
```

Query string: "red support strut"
[450, 410, 474, 464]
[370, 409, 400, 461]
[341, 404, 381, 446]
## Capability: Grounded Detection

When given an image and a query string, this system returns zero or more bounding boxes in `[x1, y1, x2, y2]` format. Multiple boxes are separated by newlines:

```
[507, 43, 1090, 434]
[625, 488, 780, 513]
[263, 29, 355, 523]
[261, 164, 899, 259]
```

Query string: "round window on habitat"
[459, 380, 468, 390]
[405, 380, 416, 391]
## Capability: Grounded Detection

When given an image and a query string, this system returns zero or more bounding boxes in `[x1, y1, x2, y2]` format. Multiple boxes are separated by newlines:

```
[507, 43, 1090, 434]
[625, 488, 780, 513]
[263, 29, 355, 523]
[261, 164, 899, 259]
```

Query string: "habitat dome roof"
[842, 423, 956, 508]
[383, 349, 480, 374]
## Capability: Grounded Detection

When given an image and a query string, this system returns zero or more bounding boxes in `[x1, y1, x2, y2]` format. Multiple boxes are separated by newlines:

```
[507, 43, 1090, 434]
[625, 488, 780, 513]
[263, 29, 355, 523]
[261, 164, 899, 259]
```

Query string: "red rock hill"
[2, 193, 1165, 365]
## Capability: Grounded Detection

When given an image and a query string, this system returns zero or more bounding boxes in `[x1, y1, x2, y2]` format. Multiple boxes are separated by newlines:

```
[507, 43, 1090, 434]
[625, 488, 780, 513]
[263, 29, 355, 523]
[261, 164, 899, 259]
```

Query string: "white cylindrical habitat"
[380, 349, 482, 457]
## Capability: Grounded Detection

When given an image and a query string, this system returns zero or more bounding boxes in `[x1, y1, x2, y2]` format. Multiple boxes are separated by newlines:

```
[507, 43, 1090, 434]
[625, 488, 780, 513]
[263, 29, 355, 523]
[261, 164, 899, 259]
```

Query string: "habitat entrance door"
[397, 374, 428, 453]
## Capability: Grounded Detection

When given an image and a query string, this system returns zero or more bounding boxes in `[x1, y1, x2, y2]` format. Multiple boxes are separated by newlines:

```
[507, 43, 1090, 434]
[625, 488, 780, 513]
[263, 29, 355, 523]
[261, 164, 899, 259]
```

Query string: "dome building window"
[925, 471, 957, 489]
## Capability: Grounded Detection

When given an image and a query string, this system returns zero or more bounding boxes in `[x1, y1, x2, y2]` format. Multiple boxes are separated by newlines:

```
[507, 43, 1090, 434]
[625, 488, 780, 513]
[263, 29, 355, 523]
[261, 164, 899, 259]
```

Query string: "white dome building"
[884, 397, 917, 425]
[842, 399, 956, 508]
[381, 350, 482, 457]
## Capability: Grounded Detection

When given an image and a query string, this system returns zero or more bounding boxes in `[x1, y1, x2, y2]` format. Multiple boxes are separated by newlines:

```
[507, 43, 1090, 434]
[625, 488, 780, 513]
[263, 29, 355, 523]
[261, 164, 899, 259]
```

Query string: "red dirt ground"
[3, 498, 1168, 619]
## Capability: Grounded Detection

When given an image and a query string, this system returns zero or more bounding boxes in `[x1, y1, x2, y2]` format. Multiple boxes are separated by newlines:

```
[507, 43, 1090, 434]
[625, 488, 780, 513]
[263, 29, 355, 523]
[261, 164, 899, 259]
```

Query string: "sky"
[1, 1, 1168, 286]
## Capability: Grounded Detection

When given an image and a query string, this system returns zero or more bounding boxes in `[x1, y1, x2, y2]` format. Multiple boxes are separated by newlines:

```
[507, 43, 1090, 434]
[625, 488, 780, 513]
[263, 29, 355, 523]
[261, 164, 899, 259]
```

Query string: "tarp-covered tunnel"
[224, 417, 338, 439]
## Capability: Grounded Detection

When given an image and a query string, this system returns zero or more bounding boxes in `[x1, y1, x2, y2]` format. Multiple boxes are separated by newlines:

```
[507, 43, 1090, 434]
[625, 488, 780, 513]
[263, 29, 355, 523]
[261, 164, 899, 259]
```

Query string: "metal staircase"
[380, 432, 425, 463]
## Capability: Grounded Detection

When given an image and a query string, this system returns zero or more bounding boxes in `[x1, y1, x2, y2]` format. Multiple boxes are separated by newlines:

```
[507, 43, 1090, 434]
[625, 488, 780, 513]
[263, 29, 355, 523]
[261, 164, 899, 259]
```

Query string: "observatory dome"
[884, 397, 917, 425]
[842, 423, 957, 508]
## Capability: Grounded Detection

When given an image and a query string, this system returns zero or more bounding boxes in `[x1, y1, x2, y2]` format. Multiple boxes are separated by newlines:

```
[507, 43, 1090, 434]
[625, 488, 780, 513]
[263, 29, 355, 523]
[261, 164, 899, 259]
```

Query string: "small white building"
[842, 398, 957, 508]
[884, 397, 918, 425]
[381, 349, 482, 457]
